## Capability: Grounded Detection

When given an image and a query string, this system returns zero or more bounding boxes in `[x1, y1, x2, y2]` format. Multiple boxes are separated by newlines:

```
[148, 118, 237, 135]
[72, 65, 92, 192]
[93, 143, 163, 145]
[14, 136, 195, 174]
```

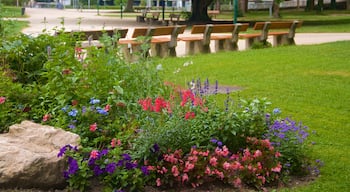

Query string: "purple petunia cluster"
[265, 118, 309, 145]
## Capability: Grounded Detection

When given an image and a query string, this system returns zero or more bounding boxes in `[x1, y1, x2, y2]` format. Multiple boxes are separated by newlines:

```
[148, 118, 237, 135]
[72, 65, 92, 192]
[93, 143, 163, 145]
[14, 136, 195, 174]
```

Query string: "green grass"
[1, 6, 25, 18]
[219, 9, 350, 32]
[157, 41, 350, 191]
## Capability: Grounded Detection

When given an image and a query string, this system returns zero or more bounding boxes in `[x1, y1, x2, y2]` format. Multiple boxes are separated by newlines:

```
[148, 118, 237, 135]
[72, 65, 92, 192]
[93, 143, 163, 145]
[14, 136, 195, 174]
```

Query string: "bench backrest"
[131, 28, 149, 38]
[190, 25, 207, 34]
[211, 23, 249, 33]
[169, 13, 181, 21]
[151, 12, 160, 19]
[150, 26, 175, 36]
[253, 20, 302, 39]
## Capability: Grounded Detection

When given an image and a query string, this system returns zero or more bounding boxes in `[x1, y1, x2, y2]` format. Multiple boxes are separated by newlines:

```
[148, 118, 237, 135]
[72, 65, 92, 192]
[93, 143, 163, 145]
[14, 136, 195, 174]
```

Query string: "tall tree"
[123, 0, 134, 12]
[189, 0, 215, 22]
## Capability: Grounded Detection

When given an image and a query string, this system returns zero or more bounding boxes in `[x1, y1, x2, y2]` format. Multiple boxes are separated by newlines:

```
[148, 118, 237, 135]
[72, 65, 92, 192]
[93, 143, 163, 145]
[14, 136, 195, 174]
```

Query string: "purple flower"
[116, 159, 124, 167]
[64, 157, 79, 179]
[210, 138, 218, 143]
[82, 106, 87, 114]
[151, 143, 160, 153]
[100, 149, 109, 157]
[96, 107, 108, 115]
[68, 124, 76, 129]
[68, 109, 78, 117]
[106, 163, 117, 174]
[273, 108, 281, 114]
[61, 106, 68, 112]
[93, 165, 104, 176]
[125, 162, 137, 170]
[57, 144, 77, 158]
[90, 98, 100, 105]
[141, 166, 150, 175]
[122, 154, 131, 162]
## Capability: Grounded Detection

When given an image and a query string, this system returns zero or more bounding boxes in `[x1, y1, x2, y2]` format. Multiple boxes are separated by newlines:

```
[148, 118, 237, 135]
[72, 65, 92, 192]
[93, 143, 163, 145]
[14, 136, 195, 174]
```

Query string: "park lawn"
[157, 41, 350, 191]
[213, 9, 350, 32]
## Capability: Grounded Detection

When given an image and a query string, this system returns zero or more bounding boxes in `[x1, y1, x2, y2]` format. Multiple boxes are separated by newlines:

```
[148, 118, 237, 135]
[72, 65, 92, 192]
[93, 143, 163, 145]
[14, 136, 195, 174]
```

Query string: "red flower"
[71, 100, 78, 106]
[42, 114, 51, 122]
[0, 96, 5, 104]
[90, 123, 97, 132]
[185, 111, 195, 120]
[90, 150, 99, 159]
[62, 69, 72, 75]
[138, 98, 152, 111]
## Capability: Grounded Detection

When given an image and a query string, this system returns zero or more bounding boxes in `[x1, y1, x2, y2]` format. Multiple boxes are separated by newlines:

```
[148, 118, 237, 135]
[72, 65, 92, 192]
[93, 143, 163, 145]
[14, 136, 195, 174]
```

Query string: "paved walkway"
[19, 7, 350, 56]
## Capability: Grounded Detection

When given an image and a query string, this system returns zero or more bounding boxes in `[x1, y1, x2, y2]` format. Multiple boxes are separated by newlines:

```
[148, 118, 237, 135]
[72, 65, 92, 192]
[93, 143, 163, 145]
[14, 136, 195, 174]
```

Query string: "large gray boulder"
[0, 121, 80, 190]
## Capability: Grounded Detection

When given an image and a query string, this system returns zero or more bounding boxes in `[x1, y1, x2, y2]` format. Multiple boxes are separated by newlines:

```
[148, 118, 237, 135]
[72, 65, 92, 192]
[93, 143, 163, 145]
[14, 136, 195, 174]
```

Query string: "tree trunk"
[124, 0, 134, 12]
[316, 0, 324, 12]
[189, 0, 214, 22]
[330, 0, 336, 9]
[239, 0, 248, 14]
[306, 0, 315, 11]
[273, 0, 280, 18]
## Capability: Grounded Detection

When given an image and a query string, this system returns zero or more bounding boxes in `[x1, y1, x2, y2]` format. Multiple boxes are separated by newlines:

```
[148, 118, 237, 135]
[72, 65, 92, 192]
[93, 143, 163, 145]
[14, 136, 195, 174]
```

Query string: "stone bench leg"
[151, 43, 169, 58]
[215, 39, 238, 52]
[273, 34, 295, 46]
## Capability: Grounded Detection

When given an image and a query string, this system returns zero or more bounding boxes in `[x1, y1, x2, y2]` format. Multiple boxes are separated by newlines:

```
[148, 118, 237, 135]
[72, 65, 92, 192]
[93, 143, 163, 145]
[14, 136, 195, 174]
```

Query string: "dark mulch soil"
[1, 175, 318, 192]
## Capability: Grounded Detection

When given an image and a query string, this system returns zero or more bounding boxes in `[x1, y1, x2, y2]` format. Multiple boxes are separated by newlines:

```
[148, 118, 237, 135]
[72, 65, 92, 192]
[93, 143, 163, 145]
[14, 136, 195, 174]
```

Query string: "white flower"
[183, 60, 193, 67]
[173, 68, 181, 74]
[190, 81, 196, 90]
[156, 64, 163, 71]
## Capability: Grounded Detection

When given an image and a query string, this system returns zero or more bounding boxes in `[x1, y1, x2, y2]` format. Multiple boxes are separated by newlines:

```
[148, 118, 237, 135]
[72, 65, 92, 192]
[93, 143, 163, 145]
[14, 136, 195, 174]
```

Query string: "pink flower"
[89, 123, 97, 132]
[271, 163, 282, 173]
[223, 161, 231, 170]
[209, 157, 218, 167]
[275, 151, 281, 158]
[205, 166, 211, 175]
[104, 104, 111, 112]
[233, 178, 242, 188]
[188, 155, 198, 163]
[111, 138, 121, 148]
[182, 173, 189, 183]
[254, 150, 262, 158]
[42, 114, 50, 122]
[184, 161, 195, 172]
[171, 165, 179, 177]
[0, 96, 6, 104]
[258, 175, 266, 184]
[90, 150, 99, 159]
[222, 146, 229, 156]
[156, 178, 161, 186]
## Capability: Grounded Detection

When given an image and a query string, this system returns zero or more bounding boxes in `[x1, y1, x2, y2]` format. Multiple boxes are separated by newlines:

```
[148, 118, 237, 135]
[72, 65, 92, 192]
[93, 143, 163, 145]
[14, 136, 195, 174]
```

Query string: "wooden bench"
[163, 13, 181, 26]
[208, 10, 220, 19]
[136, 9, 149, 22]
[118, 25, 186, 61]
[179, 23, 249, 55]
[57, 29, 128, 48]
[239, 20, 302, 49]
[146, 12, 161, 24]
